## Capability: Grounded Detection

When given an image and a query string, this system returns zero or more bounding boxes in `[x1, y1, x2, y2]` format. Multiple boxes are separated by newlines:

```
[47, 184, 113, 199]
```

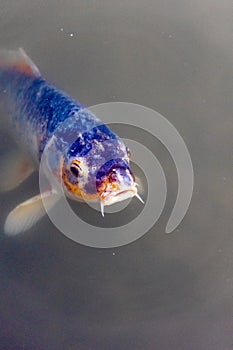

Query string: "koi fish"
[0, 49, 143, 235]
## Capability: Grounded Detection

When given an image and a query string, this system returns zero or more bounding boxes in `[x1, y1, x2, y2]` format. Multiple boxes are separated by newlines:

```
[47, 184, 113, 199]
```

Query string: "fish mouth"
[99, 186, 144, 216]
[116, 189, 134, 197]
[102, 188, 137, 205]
[96, 164, 144, 216]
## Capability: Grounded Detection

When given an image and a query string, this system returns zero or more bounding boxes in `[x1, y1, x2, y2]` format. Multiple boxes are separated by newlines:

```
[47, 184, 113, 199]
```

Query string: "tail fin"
[0, 48, 40, 77]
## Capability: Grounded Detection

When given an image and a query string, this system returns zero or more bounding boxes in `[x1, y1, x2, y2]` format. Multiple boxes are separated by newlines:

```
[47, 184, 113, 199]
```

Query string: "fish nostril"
[109, 173, 118, 182]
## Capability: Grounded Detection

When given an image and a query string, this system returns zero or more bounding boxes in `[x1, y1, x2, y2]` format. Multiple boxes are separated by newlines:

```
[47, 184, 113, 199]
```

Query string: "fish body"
[0, 49, 141, 235]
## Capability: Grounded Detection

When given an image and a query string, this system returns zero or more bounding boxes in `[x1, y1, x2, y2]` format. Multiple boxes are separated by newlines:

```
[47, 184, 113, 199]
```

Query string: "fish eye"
[70, 161, 82, 177]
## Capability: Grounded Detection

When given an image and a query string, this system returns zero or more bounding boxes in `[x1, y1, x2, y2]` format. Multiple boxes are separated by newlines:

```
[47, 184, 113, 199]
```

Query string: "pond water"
[0, 1, 232, 349]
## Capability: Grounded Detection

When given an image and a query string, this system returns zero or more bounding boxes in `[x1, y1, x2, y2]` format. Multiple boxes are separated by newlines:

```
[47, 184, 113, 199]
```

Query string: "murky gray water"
[0, 1, 232, 349]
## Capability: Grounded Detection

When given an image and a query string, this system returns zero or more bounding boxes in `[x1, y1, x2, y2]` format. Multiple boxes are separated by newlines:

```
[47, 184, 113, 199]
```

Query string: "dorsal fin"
[0, 48, 40, 77]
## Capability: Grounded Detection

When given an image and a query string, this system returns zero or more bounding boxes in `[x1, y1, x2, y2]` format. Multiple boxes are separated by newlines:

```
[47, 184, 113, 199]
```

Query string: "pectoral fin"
[0, 150, 35, 192]
[4, 190, 60, 236]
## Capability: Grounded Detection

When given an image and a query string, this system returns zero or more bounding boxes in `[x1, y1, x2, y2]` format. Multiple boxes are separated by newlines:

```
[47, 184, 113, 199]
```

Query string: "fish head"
[61, 124, 141, 211]
[62, 155, 138, 205]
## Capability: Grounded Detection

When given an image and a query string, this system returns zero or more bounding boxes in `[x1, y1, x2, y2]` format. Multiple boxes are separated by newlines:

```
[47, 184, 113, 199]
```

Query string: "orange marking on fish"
[61, 165, 99, 201]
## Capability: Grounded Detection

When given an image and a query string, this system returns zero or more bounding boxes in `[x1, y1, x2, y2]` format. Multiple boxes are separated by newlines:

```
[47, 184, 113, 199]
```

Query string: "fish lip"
[115, 189, 135, 197]
[100, 188, 137, 205]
